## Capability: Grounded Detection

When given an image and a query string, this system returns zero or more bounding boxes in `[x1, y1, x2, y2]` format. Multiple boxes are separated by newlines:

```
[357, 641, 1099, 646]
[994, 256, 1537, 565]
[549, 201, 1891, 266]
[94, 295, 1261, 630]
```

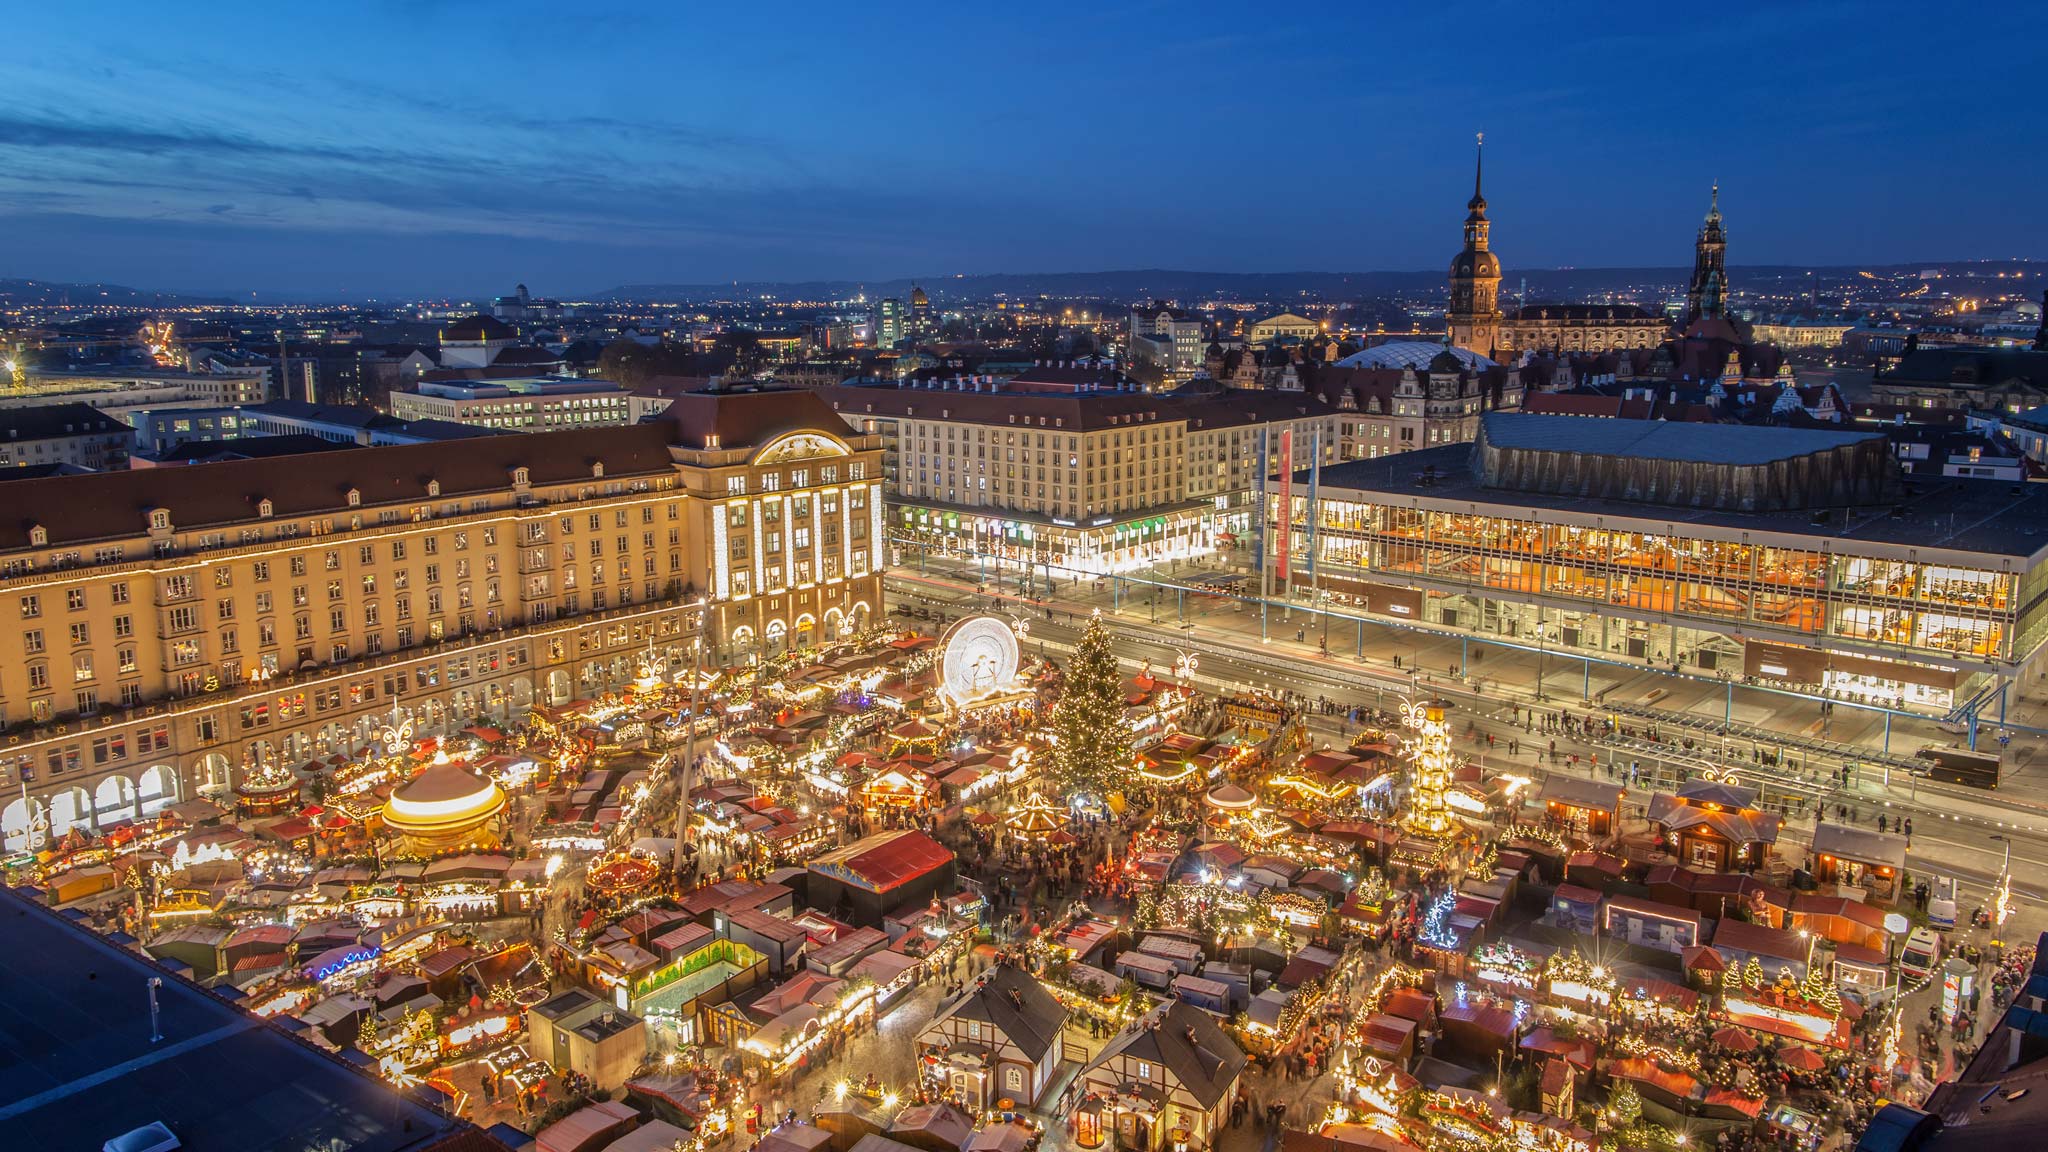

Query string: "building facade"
[915, 966, 1069, 1108]
[1497, 304, 1668, 354]
[0, 402, 135, 470]
[1249, 313, 1321, 344]
[873, 298, 906, 350]
[0, 389, 883, 851]
[1870, 345, 2048, 413]
[1274, 413, 2048, 720]
[1069, 1001, 1246, 1152]
[818, 371, 1343, 575]
[1129, 305, 1206, 387]
[388, 377, 632, 431]
[1313, 343, 1525, 459]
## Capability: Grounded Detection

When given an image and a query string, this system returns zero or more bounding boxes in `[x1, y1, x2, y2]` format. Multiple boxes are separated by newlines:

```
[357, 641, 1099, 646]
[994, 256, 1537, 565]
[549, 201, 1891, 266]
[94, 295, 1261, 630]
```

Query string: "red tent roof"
[809, 830, 953, 893]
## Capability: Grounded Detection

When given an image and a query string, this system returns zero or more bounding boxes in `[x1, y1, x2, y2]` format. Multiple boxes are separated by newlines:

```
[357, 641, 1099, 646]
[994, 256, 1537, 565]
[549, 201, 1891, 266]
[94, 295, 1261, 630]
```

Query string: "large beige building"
[818, 369, 1341, 573]
[1248, 313, 1321, 344]
[0, 388, 882, 849]
[1497, 303, 1668, 354]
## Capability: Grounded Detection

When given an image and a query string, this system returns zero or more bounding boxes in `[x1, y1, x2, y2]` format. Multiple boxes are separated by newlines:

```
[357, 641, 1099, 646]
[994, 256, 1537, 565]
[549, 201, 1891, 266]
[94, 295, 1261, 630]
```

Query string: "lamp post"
[674, 597, 709, 881]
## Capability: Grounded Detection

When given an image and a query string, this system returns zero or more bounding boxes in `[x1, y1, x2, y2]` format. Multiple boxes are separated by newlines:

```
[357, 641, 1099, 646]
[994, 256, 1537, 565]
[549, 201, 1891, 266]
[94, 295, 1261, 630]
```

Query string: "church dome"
[1451, 250, 1500, 279]
[1338, 342, 1496, 371]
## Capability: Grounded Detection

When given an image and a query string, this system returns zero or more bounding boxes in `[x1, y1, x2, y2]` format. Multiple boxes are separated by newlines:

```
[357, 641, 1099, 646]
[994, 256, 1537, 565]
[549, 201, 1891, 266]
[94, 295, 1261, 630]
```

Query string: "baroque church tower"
[1447, 134, 1502, 357]
[1684, 183, 1729, 323]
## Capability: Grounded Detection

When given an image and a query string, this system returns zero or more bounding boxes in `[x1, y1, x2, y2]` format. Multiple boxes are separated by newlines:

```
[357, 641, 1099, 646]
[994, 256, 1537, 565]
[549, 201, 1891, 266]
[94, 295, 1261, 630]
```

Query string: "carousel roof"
[381, 758, 507, 833]
[1006, 793, 1063, 835]
[1204, 783, 1257, 810]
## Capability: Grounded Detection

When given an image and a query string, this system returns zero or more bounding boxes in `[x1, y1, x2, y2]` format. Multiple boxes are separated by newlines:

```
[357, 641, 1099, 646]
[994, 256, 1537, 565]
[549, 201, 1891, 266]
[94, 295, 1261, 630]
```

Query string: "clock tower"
[1447, 134, 1502, 357]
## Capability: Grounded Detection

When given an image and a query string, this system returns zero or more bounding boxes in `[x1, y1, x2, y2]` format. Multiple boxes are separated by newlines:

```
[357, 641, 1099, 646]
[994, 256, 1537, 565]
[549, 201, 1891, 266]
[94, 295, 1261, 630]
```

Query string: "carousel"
[379, 754, 509, 856]
[585, 849, 663, 901]
[1005, 792, 1064, 840]
[235, 759, 302, 817]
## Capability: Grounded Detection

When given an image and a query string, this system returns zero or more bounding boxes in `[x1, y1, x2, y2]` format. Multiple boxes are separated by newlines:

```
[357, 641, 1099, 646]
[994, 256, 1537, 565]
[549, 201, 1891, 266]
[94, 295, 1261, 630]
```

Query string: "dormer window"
[426, 480, 440, 497]
[346, 488, 362, 508]
[591, 462, 605, 478]
[28, 525, 46, 547]
[258, 499, 274, 518]
[512, 467, 530, 486]
[148, 509, 170, 532]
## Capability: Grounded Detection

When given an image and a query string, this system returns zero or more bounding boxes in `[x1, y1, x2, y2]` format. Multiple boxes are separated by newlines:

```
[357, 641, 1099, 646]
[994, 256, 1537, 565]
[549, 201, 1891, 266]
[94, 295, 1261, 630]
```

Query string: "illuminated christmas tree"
[1050, 611, 1133, 795]
[1398, 699, 1460, 839]
[1608, 1081, 1643, 1129]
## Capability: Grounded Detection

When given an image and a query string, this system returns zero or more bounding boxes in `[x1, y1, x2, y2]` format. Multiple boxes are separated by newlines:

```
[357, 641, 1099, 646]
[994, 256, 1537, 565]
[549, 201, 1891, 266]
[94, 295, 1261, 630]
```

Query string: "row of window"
[722, 463, 866, 496]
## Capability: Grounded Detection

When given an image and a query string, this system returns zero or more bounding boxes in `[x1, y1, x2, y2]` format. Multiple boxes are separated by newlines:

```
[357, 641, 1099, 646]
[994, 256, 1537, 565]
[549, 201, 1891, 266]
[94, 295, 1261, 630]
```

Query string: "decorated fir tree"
[1607, 1080, 1643, 1129]
[1050, 611, 1133, 795]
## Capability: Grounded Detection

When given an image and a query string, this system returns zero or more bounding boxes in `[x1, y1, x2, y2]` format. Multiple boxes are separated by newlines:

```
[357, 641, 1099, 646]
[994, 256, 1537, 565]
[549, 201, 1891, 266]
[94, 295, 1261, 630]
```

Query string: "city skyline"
[2, 1, 2043, 296]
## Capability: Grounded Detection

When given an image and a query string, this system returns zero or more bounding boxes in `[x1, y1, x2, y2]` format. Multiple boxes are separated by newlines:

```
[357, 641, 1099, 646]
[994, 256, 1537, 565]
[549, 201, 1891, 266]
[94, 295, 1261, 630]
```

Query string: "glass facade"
[1288, 493, 2032, 712]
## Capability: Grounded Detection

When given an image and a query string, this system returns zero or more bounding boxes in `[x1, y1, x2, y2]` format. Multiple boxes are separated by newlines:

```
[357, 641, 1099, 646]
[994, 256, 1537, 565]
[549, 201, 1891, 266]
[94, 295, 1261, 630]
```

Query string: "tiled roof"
[0, 420, 678, 550]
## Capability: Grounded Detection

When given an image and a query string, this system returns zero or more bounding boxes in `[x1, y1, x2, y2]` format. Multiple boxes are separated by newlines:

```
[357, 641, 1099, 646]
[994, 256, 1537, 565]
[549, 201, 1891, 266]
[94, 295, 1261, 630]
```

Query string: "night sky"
[2, 1, 2041, 297]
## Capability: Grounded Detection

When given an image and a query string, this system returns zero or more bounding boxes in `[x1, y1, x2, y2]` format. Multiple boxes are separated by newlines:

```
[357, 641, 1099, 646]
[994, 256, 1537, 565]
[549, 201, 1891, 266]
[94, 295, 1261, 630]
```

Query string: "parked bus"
[1916, 746, 2002, 790]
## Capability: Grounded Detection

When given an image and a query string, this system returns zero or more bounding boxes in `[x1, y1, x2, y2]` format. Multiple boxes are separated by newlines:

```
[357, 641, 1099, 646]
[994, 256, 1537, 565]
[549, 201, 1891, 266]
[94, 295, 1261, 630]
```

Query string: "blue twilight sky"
[0, 0, 2041, 298]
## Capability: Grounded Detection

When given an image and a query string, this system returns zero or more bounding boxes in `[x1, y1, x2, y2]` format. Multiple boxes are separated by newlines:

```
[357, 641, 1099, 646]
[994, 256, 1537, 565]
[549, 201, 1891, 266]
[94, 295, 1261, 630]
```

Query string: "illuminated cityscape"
[0, 6, 2045, 1152]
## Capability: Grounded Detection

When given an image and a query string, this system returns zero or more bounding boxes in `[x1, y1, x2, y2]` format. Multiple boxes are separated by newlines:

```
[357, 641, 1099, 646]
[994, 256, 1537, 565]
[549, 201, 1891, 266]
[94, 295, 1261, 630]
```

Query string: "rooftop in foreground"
[1297, 441, 2048, 560]
[0, 884, 482, 1151]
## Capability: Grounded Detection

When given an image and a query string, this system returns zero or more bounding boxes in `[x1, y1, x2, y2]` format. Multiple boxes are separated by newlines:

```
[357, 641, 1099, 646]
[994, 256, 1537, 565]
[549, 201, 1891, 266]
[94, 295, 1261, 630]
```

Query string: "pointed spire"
[1707, 180, 1721, 223]
[1469, 132, 1487, 210]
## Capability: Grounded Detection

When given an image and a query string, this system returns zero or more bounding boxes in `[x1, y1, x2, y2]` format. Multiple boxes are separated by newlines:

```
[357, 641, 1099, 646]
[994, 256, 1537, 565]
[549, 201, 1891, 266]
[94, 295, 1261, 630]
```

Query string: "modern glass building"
[1276, 414, 2048, 718]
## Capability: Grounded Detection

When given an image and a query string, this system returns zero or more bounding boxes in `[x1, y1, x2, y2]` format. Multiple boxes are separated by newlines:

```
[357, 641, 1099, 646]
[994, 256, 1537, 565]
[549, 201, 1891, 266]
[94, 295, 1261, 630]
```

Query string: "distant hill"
[0, 278, 233, 307]
[600, 261, 2048, 304]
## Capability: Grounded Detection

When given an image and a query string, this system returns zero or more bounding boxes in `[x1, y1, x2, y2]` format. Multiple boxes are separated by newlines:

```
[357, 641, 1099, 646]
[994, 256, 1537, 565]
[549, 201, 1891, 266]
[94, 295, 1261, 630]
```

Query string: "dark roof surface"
[1883, 346, 2048, 389]
[1477, 411, 1882, 465]
[934, 965, 1069, 1061]
[0, 401, 129, 440]
[440, 314, 517, 342]
[660, 387, 860, 451]
[1093, 1000, 1247, 1109]
[0, 884, 477, 1151]
[1302, 442, 2048, 559]
[149, 435, 357, 464]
